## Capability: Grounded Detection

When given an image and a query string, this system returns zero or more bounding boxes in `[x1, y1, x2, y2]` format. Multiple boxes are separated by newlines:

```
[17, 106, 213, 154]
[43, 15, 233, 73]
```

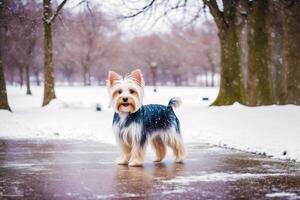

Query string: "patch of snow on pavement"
[265, 192, 298, 198]
[95, 194, 115, 199]
[162, 188, 189, 194]
[162, 172, 291, 185]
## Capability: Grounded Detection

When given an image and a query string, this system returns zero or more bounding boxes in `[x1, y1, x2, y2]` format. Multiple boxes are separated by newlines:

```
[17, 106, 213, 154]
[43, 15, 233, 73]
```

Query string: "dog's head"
[107, 69, 144, 114]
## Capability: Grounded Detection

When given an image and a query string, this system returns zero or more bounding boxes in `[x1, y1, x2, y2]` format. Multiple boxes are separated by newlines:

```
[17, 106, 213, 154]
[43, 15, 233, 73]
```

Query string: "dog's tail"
[168, 97, 182, 109]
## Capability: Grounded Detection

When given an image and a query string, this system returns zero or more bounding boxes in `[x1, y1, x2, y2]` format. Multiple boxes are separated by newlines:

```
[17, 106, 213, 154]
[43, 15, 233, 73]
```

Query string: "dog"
[107, 69, 184, 167]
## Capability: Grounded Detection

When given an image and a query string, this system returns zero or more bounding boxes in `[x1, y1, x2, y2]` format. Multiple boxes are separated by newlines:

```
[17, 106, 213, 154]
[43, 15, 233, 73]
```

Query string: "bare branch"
[47, 0, 68, 24]
[58, 14, 68, 30]
[203, 0, 224, 29]
[71, 0, 86, 9]
[122, 0, 156, 19]
[2, 5, 28, 22]
[186, 5, 204, 26]
[86, 1, 93, 16]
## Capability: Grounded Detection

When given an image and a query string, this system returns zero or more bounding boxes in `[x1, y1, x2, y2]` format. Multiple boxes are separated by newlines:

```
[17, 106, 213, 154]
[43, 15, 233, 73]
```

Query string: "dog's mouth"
[116, 98, 137, 113]
[121, 103, 130, 107]
[117, 102, 136, 113]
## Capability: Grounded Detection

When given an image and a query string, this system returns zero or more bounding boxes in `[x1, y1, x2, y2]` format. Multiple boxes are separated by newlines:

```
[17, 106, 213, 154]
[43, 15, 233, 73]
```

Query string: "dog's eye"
[118, 90, 122, 94]
[129, 89, 135, 94]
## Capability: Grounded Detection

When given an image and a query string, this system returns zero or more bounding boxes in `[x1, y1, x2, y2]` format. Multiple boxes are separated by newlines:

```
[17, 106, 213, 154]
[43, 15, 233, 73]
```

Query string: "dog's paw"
[153, 158, 162, 162]
[128, 161, 143, 167]
[116, 158, 128, 165]
[175, 158, 184, 163]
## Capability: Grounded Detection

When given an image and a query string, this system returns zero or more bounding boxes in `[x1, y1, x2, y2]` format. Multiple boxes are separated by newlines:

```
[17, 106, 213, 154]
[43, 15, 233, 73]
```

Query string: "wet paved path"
[0, 139, 300, 200]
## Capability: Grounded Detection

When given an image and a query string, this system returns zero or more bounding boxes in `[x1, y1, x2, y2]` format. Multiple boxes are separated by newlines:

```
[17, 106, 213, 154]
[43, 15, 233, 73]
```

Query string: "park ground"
[1, 139, 300, 199]
[0, 86, 300, 161]
[1, 86, 300, 199]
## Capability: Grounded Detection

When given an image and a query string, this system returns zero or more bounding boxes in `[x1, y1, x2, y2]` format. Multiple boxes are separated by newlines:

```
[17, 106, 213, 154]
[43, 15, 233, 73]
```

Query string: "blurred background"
[1, 0, 220, 88]
[0, 0, 299, 108]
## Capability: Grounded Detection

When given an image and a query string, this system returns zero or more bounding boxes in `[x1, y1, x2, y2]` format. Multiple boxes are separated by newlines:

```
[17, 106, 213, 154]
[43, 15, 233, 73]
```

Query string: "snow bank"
[1, 86, 300, 162]
[180, 103, 300, 162]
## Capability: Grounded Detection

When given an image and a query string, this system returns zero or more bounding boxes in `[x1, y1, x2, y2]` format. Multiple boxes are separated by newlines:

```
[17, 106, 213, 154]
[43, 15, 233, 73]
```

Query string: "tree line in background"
[126, 0, 300, 106]
[0, 0, 300, 111]
[0, 0, 220, 110]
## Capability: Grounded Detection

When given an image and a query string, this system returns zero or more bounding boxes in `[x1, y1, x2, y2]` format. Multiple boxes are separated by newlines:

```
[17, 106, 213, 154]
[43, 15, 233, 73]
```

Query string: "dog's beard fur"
[107, 70, 144, 114]
[116, 98, 136, 113]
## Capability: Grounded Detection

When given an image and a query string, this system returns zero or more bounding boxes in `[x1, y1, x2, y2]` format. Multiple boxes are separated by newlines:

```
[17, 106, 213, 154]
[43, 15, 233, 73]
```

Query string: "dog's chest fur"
[113, 117, 141, 146]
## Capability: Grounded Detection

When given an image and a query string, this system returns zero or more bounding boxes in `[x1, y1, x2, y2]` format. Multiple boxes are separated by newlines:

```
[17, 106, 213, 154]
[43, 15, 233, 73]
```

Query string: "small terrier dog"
[107, 69, 184, 167]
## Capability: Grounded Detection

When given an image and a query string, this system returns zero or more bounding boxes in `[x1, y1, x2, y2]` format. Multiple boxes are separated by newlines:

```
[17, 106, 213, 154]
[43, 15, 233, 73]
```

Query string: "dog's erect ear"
[107, 71, 122, 87]
[130, 69, 144, 86]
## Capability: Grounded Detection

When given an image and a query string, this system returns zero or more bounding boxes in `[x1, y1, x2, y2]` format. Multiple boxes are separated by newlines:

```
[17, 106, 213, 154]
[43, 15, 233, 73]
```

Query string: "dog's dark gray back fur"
[113, 104, 181, 147]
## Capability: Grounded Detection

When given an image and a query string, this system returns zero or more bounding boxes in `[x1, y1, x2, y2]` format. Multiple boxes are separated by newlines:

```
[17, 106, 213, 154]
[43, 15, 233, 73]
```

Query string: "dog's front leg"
[128, 144, 145, 167]
[117, 142, 131, 165]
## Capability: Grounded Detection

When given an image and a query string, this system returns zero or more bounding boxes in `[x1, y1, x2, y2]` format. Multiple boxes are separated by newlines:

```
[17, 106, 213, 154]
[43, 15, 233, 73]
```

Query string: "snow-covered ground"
[1, 86, 300, 162]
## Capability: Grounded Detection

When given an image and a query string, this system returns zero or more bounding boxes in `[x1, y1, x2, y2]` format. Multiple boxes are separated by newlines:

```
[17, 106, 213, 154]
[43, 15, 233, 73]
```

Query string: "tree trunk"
[25, 33, 36, 95]
[150, 65, 158, 91]
[173, 65, 182, 86]
[88, 71, 91, 86]
[18, 67, 23, 88]
[42, 0, 56, 106]
[0, 1, 11, 111]
[210, 64, 215, 87]
[204, 70, 209, 87]
[212, 25, 245, 105]
[35, 71, 41, 86]
[282, 1, 300, 104]
[25, 63, 32, 95]
[246, 0, 274, 106]
[9, 71, 14, 85]
[0, 47, 11, 111]
[67, 77, 72, 86]
[205, 0, 246, 105]
[270, 0, 285, 104]
[207, 53, 216, 87]
[83, 64, 89, 86]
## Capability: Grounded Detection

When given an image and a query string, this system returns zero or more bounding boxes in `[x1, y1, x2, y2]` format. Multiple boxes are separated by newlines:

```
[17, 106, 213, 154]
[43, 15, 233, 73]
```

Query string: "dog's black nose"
[122, 97, 128, 102]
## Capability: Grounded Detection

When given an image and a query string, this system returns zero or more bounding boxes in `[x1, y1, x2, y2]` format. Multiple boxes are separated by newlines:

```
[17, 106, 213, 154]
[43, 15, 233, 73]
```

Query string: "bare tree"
[129, 34, 165, 84]
[55, 7, 112, 86]
[0, 0, 12, 111]
[176, 22, 220, 86]
[203, 0, 246, 105]
[42, 0, 67, 106]
[0, 43, 11, 111]
[16, 1, 40, 95]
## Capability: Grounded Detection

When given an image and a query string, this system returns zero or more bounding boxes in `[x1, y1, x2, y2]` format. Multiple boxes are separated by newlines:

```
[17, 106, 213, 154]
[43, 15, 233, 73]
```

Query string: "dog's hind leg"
[151, 136, 167, 162]
[168, 134, 185, 163]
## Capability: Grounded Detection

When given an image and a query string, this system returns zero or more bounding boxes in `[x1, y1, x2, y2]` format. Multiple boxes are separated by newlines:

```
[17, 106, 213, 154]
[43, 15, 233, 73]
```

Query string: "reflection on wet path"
[0, 139, 299, 199]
